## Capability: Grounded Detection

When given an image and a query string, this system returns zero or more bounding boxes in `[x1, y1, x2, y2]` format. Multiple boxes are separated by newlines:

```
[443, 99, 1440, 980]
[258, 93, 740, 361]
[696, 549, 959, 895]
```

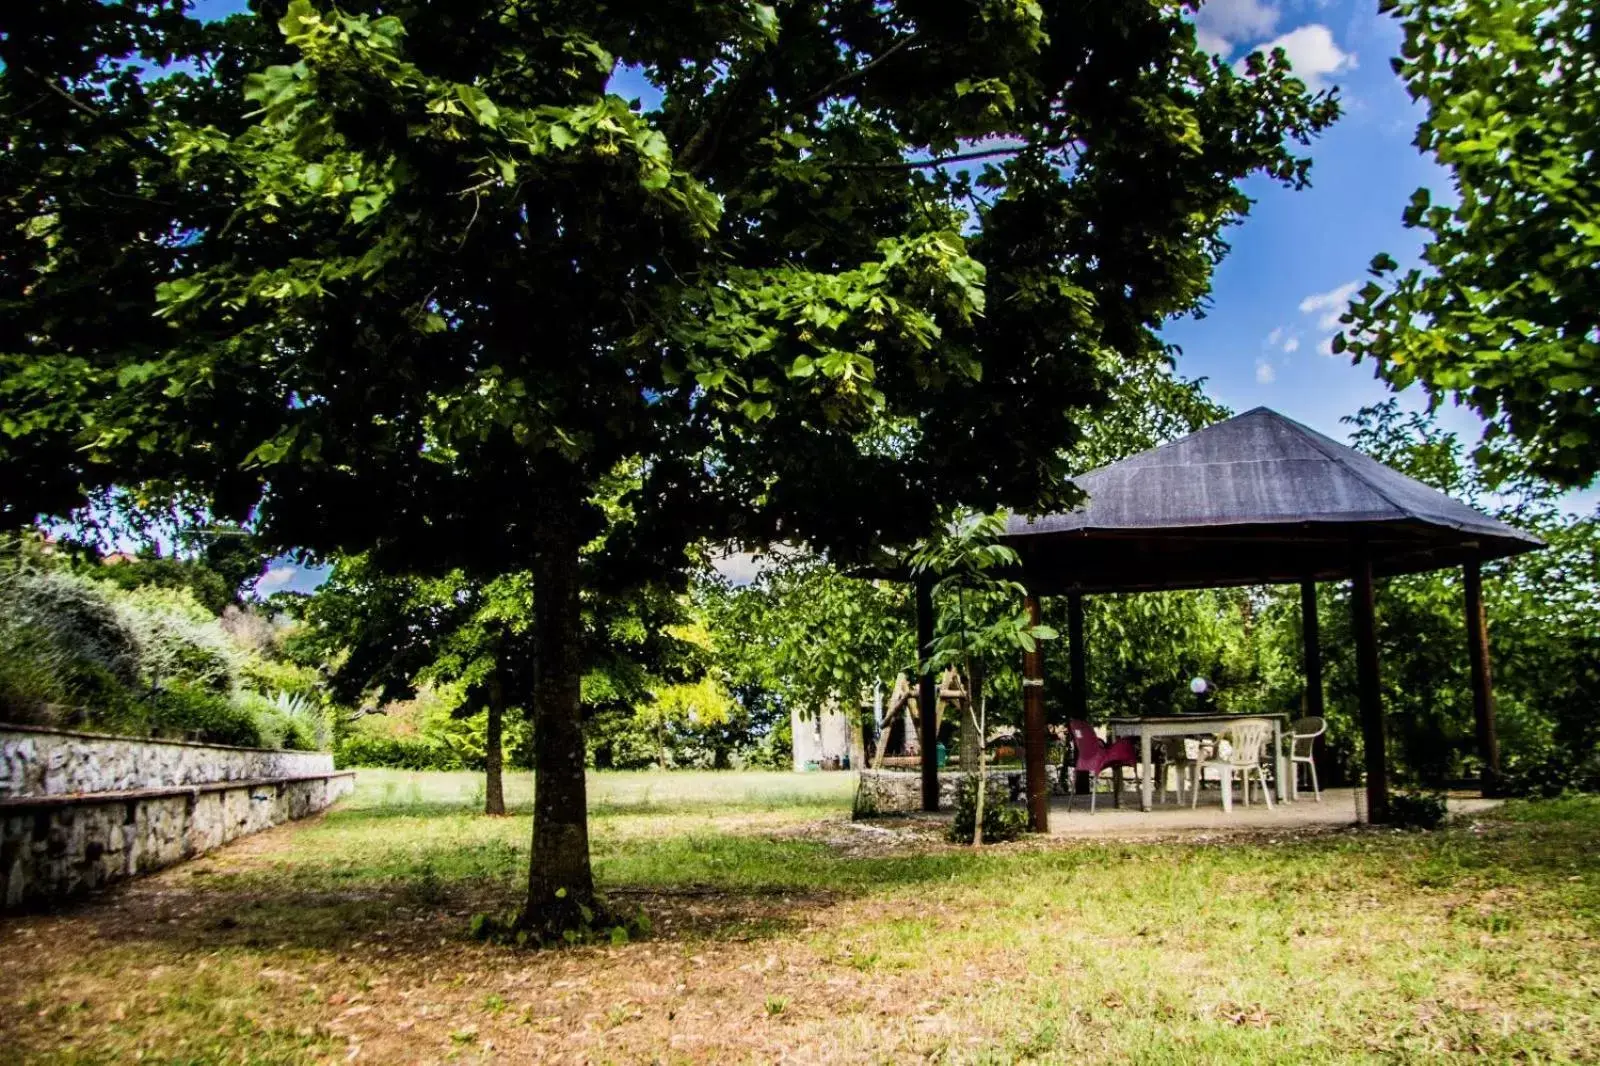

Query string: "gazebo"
[908, 407, 1543, 828]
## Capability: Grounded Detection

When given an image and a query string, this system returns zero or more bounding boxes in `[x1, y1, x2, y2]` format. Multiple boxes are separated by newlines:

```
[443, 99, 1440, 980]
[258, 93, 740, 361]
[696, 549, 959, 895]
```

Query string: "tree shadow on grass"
[65, 875, 838, 957]
[39, 811, 1029, 958]
[30, 798, 1599, 962]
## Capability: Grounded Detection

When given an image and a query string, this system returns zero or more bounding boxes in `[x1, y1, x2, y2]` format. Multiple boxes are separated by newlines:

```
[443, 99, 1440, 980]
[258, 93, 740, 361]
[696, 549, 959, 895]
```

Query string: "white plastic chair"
[1191, 719, 1275, 813]
[1286, 716, 1325, 802]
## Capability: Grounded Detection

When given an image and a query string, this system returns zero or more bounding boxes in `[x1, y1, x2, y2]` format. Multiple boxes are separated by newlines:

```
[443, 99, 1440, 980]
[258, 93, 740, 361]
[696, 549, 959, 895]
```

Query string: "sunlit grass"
[4, 773, 1597, 1064]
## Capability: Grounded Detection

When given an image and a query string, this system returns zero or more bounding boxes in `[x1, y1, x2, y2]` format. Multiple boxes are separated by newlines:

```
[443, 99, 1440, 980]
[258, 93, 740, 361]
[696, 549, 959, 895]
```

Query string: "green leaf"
[277, 0, 320, 43]
[750, 4, 779, 43]
[154, 277, 205, 314]
[455, 84, 500, 128]
[349, 191, 387, 223]
[116, 362, 161, 387]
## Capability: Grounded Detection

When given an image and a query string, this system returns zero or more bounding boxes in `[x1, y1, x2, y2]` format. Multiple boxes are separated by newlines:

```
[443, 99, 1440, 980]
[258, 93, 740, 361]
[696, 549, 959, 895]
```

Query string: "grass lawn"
[2, 771, 1597, 1065]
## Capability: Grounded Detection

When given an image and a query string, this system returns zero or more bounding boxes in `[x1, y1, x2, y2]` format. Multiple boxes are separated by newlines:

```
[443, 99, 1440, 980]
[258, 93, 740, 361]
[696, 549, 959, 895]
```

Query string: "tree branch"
[843, 146, 1024, 171]
[798, 32, 922, 108]
[20, 65, 168, 164]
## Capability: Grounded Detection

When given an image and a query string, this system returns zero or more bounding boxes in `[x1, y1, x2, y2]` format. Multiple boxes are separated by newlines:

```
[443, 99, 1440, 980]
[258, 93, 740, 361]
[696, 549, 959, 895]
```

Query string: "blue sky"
[1167, 0, 1596, 510]
[1163, 0, 1454, 437]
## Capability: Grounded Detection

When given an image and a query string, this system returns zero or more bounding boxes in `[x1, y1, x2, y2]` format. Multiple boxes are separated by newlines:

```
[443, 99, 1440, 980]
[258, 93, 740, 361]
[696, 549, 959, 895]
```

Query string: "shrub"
[1389, 790, 1449, 830]
[271, 691, 332, 750]
[335, 733, 462, 770]
[740, 736, 791, 771]
[218, 604, 282, 655]
[1502, 741, 1600, 799]
[949, 774, 1028, 844]
[113, 586, 238, 692]
[0, 620, 74, 720]
[0, 569, 141, 688]
[0, 553, 336, 752]
[148, 683, 262, 747]
[233, 690, 331, 751]
[238, 652, 322, 704]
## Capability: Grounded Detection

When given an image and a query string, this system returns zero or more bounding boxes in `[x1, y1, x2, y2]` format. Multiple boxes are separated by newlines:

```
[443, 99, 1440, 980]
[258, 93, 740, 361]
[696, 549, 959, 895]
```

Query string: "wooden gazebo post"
[1067, 592, 1088, 796]
[1022, 595, 1049, 831]
[1300, 580, 1324, 721]
[1298, 580, 1325, 801]
[915, 576, 939, 812]
[1463, 559, 1503, 796]
[1067, 592, 1087, 721]
[1351, 554, 1390, 823]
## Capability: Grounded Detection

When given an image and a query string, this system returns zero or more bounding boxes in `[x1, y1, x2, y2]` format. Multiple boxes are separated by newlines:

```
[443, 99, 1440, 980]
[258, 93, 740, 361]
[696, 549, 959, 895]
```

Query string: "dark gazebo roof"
[1008, 407, 1543, 595]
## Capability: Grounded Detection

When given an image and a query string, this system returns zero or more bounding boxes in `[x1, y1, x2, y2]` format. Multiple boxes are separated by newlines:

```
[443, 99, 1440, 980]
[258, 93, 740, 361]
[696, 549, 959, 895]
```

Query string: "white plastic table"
[1107, 713, 1290, 812]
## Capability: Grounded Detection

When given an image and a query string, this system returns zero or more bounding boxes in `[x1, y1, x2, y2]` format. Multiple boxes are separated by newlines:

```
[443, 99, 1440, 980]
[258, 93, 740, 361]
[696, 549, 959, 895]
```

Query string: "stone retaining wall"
[0, 725, 352, 909]
[1, 723, 332, 797]
[856, 765, 1060, 815]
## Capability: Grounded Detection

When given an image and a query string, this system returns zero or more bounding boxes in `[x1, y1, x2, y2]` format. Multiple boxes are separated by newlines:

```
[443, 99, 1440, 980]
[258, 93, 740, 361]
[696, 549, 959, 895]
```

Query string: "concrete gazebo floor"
[1044, 788, 1503, 838]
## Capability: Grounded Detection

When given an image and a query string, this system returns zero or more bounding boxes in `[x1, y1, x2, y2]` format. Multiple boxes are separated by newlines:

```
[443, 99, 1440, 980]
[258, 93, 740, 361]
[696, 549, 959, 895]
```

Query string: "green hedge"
[334, 734, 463, 771]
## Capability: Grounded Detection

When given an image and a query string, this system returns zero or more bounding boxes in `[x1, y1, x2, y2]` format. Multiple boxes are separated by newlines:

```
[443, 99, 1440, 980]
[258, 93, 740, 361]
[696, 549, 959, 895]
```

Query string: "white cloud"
[1317, 335, 1337, 358]
[1264, 325, 1303, 354]
[712, 549, 776, 586]
[258, 565, 296, 590]
[1299, 280, 1360, 330]
[1193, 0, 1281, 57]
[1255, 359, 1277, 384]
[1195, 28, 1231, 56]
[1246, 24, 1356, 90]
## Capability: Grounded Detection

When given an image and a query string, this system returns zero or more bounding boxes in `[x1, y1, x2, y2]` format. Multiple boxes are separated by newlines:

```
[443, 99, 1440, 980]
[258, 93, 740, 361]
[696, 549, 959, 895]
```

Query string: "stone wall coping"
[0, 720, 325, 757]
[0, 771, 356, 812]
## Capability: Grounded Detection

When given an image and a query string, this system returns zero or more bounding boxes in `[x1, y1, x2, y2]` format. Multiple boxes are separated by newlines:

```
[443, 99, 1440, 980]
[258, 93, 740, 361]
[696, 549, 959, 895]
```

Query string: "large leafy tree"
[1, 0, 1334, 934]
[1343, 0, 1600, 488]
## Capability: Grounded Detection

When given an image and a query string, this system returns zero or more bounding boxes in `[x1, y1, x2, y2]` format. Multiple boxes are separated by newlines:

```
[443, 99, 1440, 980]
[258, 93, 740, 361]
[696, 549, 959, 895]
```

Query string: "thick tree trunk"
[517, 505, 599, 937]
[484, 674, 507, 816]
